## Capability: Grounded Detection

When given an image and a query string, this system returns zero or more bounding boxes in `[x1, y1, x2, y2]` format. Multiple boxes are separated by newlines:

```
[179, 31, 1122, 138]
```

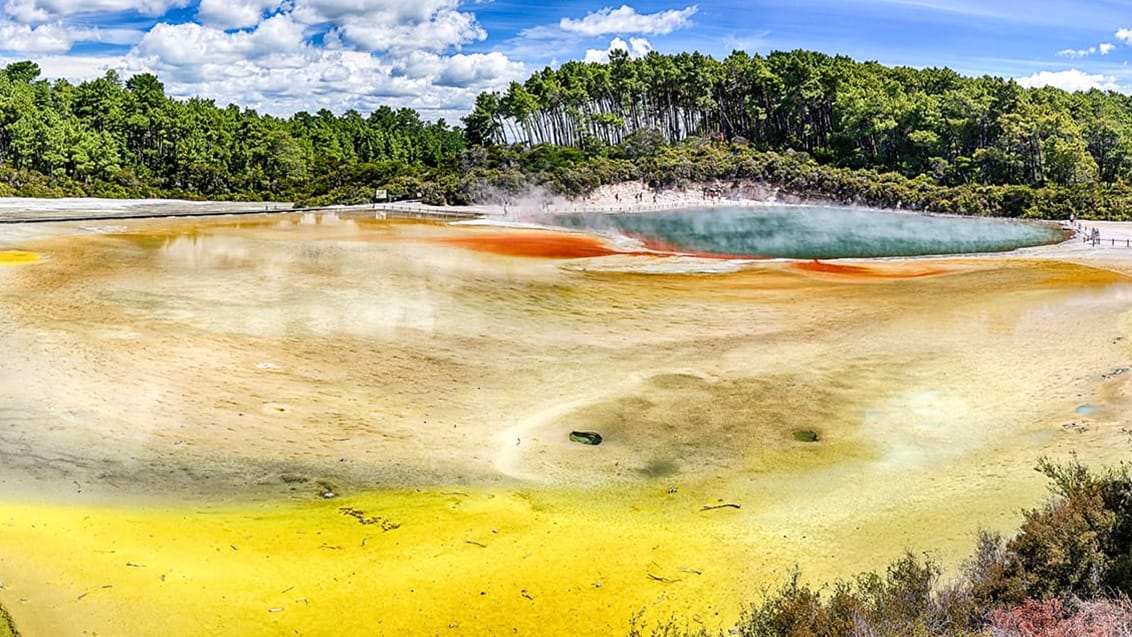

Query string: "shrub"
[733, 553, 965, 637]
[989, 597, 1132, 636]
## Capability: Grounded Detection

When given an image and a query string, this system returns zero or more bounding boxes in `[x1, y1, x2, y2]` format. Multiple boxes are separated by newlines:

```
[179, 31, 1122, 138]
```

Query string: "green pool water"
[550, 205, 1067, 258]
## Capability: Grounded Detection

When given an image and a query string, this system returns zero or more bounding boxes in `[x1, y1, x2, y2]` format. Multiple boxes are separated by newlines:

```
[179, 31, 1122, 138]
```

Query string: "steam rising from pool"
[549, 206, 1066, 258]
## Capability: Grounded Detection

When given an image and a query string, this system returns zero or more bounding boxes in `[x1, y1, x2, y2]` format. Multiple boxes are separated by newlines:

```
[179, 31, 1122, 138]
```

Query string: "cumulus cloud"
[1101, 42, 1116, 54]
[116, 4, 523, 119]
[125, 44, 496, 118]
[326, 7, 485, 53]
[0, 0, 527, 120]
[393, 48, 525, 88]
[559, 4, 697, 36]
[197, 0, 283, 30]
[0, 22, 76, 52]
[282, 0, 489, 54]
[292, 0, 456, 25]
[4, 0, 189, 23]
[583, 36, 651, 63]
[0, 21, 141, 53]
[131, 14, 309, 72]
[435, 51, 525, 87]
[1015, 69, 1121, 92]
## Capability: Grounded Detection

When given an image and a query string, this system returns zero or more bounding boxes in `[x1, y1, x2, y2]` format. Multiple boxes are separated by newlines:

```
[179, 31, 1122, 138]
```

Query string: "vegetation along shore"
[1, 50, 1132, 219]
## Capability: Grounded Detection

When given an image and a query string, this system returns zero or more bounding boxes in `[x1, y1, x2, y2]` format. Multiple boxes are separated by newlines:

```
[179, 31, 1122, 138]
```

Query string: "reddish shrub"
[990, 597, 1132, 636]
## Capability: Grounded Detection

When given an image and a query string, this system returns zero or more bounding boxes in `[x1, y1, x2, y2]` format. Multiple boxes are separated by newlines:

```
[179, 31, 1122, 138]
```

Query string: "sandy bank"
[0, 196, 290, 221]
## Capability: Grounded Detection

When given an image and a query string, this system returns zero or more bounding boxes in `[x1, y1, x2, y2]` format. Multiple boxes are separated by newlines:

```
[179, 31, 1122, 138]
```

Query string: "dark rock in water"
[569, 431, 603, 445]
[792, 429, 820, 443]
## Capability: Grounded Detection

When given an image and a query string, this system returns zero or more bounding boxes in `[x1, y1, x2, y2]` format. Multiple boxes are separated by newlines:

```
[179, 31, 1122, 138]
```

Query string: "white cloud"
[0, 21, 141, 53]
[583, 36, 651, 63]
[131, 14, 309, 72]
[1057, 42, 1118, 58]
[0, 22, 78, 52]
[1015, 69, 1120, 92]
[116, 5, 523, 120]
[12, 53, 123, 79]
[326, 7, 485, 53]
[1116, 27, 1132, 45]
[289, 0, 471, 31]
[282, 0, 488, 54]
[125, 45, 490, 119]
[0, 0, 610, 120]
[4, 0, 189, 23]
[197, 0, 282, 30]
[559, 4, 697, 36]
[1057, 46, 1096, 58]
[435, 51, 525, 88]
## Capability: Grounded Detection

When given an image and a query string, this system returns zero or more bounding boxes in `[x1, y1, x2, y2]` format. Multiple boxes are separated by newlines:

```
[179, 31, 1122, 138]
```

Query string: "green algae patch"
[0, 603, 18, 637]
[529, 368, 884, 484]
[0, 251, 38, 265]
[792, 429, 821, 442]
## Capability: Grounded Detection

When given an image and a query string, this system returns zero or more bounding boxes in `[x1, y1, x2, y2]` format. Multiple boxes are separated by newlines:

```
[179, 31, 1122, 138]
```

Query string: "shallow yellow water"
[1, 213, 1132, 635]
[0, 250, 37, 265]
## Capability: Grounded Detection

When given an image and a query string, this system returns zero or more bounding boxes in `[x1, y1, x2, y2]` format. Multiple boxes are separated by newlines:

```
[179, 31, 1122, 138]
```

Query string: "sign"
[374, 189, 388, 201]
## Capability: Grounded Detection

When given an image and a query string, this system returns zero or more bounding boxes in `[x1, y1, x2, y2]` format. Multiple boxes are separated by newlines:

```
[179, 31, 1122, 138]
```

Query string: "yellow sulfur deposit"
[0, 251, 38, 265]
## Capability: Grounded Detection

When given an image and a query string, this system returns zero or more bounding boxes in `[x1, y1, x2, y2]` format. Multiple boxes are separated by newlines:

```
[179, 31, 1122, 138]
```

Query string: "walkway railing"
[1071, 223, 1132, 248]
[371, 204, 480, 220]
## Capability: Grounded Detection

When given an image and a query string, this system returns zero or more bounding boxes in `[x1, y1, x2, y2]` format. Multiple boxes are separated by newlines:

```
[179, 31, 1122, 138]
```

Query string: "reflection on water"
[0, 212, 1130, 635]
[550, 205, 1067, 258]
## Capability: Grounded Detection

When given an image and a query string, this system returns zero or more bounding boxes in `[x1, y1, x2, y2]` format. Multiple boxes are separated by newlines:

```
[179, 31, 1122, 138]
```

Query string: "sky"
[1, 0, 1132, 123]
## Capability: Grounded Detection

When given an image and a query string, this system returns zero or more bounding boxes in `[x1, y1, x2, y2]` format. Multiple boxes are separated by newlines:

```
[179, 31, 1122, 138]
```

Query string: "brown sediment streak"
[431, 231, 633, 258]
[792, 259, 948, 279]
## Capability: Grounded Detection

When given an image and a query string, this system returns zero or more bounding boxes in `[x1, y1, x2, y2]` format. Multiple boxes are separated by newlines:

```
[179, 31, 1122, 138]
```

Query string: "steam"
[464, 183, 570, 222]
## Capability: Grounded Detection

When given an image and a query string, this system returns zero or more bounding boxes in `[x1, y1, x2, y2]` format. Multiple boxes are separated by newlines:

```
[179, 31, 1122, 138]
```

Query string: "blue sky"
[0, 0, 1129, 121]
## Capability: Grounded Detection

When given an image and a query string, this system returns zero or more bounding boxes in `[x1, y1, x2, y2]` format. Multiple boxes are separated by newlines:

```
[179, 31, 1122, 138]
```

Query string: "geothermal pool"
[549, 205, 1068, 258]
[0, 209, 1130, 635]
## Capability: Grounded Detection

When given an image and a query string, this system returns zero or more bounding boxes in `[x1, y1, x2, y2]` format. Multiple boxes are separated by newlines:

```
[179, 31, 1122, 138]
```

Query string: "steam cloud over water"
[549, 206, 1066, 258]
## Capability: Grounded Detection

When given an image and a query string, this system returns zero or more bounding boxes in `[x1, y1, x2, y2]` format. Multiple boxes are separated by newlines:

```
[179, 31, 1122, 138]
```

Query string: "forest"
[5, 49, 1132, 216]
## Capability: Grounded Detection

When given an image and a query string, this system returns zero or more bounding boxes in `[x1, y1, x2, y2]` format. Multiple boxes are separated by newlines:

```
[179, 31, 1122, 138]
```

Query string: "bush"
[636, 458, 1132, 637]
[989, 597, 1132, 636]
[733, 553, 965, 637]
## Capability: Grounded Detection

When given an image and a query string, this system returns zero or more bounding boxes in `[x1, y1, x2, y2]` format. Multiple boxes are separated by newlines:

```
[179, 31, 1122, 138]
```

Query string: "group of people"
[1071, 219, 1103, 245]
[1068, 214, 1103, 246]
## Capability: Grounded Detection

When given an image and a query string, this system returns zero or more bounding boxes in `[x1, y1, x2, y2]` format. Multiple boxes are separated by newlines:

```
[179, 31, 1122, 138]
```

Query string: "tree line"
[459, 48, 1132, 219]
[465, 49, 1119, 191]
[0, 61, 463, 205]
[7, 50, 1132, 217]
